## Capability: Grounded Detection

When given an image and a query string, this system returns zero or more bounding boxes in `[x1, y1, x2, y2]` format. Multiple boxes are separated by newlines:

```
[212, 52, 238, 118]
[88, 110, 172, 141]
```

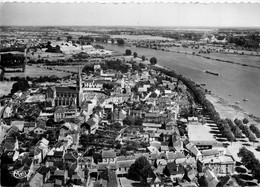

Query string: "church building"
[46, 69, 83, 108]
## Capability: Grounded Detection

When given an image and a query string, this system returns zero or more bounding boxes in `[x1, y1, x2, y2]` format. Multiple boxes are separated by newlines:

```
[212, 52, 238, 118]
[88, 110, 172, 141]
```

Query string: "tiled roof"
[3, 142, 15, 151]
[55, 86, 78, 93]
[186, 143, 201, 157]
[109, 163, 117, 170]
[97, 163, 108, 171]
[201, 149, 220, 156]
[54, 170, 65, 176]
[117, 156, 135, 161]
[54, 107, 65, 114]
[117, 160, 135, 168]
[167, 162, 185, 175]
[87, 118, 96, 127]
[24, 122, 36, 128]
[145, 113, 161, 118]
[166, 151, 185, 160]
[64, 152, 77, 160]
[53, 151, 64, 157]
[38, 166, 50, 175]
[36, 121, 46, 130]
[102, 150, 116, 158]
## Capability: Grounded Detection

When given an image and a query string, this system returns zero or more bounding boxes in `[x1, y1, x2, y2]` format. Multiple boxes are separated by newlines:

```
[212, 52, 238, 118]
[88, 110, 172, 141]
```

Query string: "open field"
[111, 34, 174, 41]
[49, 65, 86, 73]
[188, 123, 217, 143]
[4, 65, 71, 79]
[0, 81, 15, 97]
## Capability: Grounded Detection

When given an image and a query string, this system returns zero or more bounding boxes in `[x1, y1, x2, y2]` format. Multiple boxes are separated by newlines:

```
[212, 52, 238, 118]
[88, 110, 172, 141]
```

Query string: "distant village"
[1, 27, 260, 187]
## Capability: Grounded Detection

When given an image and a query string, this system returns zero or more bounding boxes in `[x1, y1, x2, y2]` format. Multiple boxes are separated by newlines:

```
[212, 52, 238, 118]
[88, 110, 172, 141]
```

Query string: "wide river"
[103, 44, 260, 118]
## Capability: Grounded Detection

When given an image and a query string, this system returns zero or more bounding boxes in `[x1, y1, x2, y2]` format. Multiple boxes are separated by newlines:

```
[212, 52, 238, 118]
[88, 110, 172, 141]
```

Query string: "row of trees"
[151, 66, 236, 141]
[225, 118, 243, 138]
[234, 118, 257, 142]
[102, 59, 131, 73]
[217, 120, 236, 141]
[45, 41, 62, 53]
[238, 147, 260, 181]
[249, 124, 260, 138]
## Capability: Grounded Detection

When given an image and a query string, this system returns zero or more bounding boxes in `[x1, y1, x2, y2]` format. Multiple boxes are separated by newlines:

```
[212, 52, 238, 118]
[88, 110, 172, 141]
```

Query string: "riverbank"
[206, 93, 260, 129]
[103, 43, 260, 118]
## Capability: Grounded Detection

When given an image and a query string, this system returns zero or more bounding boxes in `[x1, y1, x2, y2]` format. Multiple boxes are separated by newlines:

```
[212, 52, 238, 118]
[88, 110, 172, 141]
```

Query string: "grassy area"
[0, 81, 15, 97]
[4, 65, 71, 79]
[50, 65, 86, 73]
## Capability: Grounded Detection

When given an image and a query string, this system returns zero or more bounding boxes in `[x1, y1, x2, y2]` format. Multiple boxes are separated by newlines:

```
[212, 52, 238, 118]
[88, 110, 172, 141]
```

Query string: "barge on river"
[205, 70, 219, 76]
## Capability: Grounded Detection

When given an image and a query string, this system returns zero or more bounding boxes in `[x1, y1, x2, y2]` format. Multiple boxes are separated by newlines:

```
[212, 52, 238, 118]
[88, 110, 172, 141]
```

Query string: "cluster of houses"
[0, 58, 241, 187]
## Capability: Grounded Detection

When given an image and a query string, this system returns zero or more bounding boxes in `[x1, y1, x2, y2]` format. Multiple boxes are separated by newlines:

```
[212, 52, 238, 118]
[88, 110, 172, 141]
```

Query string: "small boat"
[235, 101, 240, 104]
[243, 98, 248, 101]
[205, 70, 219, 76]
[200, 83, 206, 86]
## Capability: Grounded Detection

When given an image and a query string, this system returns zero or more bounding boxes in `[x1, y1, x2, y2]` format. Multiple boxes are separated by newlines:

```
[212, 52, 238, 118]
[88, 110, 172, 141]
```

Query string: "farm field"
[0, 81, 15, 97]
[111, 34, 174, 41]
[4, 65, 70, 79]
[50, 65, 86, 73]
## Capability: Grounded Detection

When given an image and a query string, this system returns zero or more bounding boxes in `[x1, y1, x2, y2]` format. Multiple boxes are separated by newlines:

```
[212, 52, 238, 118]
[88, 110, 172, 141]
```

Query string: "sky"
[0, 2, 260, 27]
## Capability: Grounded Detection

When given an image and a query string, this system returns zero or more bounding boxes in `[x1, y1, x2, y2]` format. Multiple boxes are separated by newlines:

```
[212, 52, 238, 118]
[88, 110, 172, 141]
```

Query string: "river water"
[103, 44, 260, 118]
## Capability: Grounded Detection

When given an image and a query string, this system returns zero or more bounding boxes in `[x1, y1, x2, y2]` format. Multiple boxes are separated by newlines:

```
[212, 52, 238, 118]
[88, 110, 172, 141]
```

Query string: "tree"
[238, 147, 260, 181]
[139, 63, 146, 69]
[123, 116, 135, 126]
[103, 83, 114, 90]
[248, 133, 256, 142]
[150, 57, 157, 65]
[125, 49, 132, 56]
[140, 165, 155, 184]
[11, 78, 30, 94]
[128, 156, 152, 183]
[142, 55, 146, 61]
[134, 117, 143, 126]
[67, 35, 73, 42]
[133, 52, 138, 58]
[250, 124, 260, 138]
[243, 118, 249, 124]
[150, 92, 157, 98]
[117, 38, 125, 45]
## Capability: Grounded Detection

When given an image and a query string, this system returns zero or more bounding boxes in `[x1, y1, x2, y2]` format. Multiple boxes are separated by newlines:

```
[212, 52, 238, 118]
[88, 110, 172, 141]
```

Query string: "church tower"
[77, 68, 83, 107]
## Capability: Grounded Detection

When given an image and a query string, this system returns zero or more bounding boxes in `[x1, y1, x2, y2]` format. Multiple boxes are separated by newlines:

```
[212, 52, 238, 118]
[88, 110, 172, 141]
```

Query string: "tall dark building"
[46, 69, 83, 108]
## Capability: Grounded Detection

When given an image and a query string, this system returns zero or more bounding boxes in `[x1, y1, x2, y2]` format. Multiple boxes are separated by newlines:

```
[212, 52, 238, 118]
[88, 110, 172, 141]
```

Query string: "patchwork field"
[4, 65, 71, 79]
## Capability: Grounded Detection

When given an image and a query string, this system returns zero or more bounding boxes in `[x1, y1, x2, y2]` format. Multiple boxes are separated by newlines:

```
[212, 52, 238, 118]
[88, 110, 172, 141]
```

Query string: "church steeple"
[77, 68, 83, 107]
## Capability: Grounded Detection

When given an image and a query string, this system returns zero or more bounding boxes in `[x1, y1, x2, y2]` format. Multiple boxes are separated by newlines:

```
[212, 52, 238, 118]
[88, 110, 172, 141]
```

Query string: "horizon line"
[1, 25, 260, 29]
